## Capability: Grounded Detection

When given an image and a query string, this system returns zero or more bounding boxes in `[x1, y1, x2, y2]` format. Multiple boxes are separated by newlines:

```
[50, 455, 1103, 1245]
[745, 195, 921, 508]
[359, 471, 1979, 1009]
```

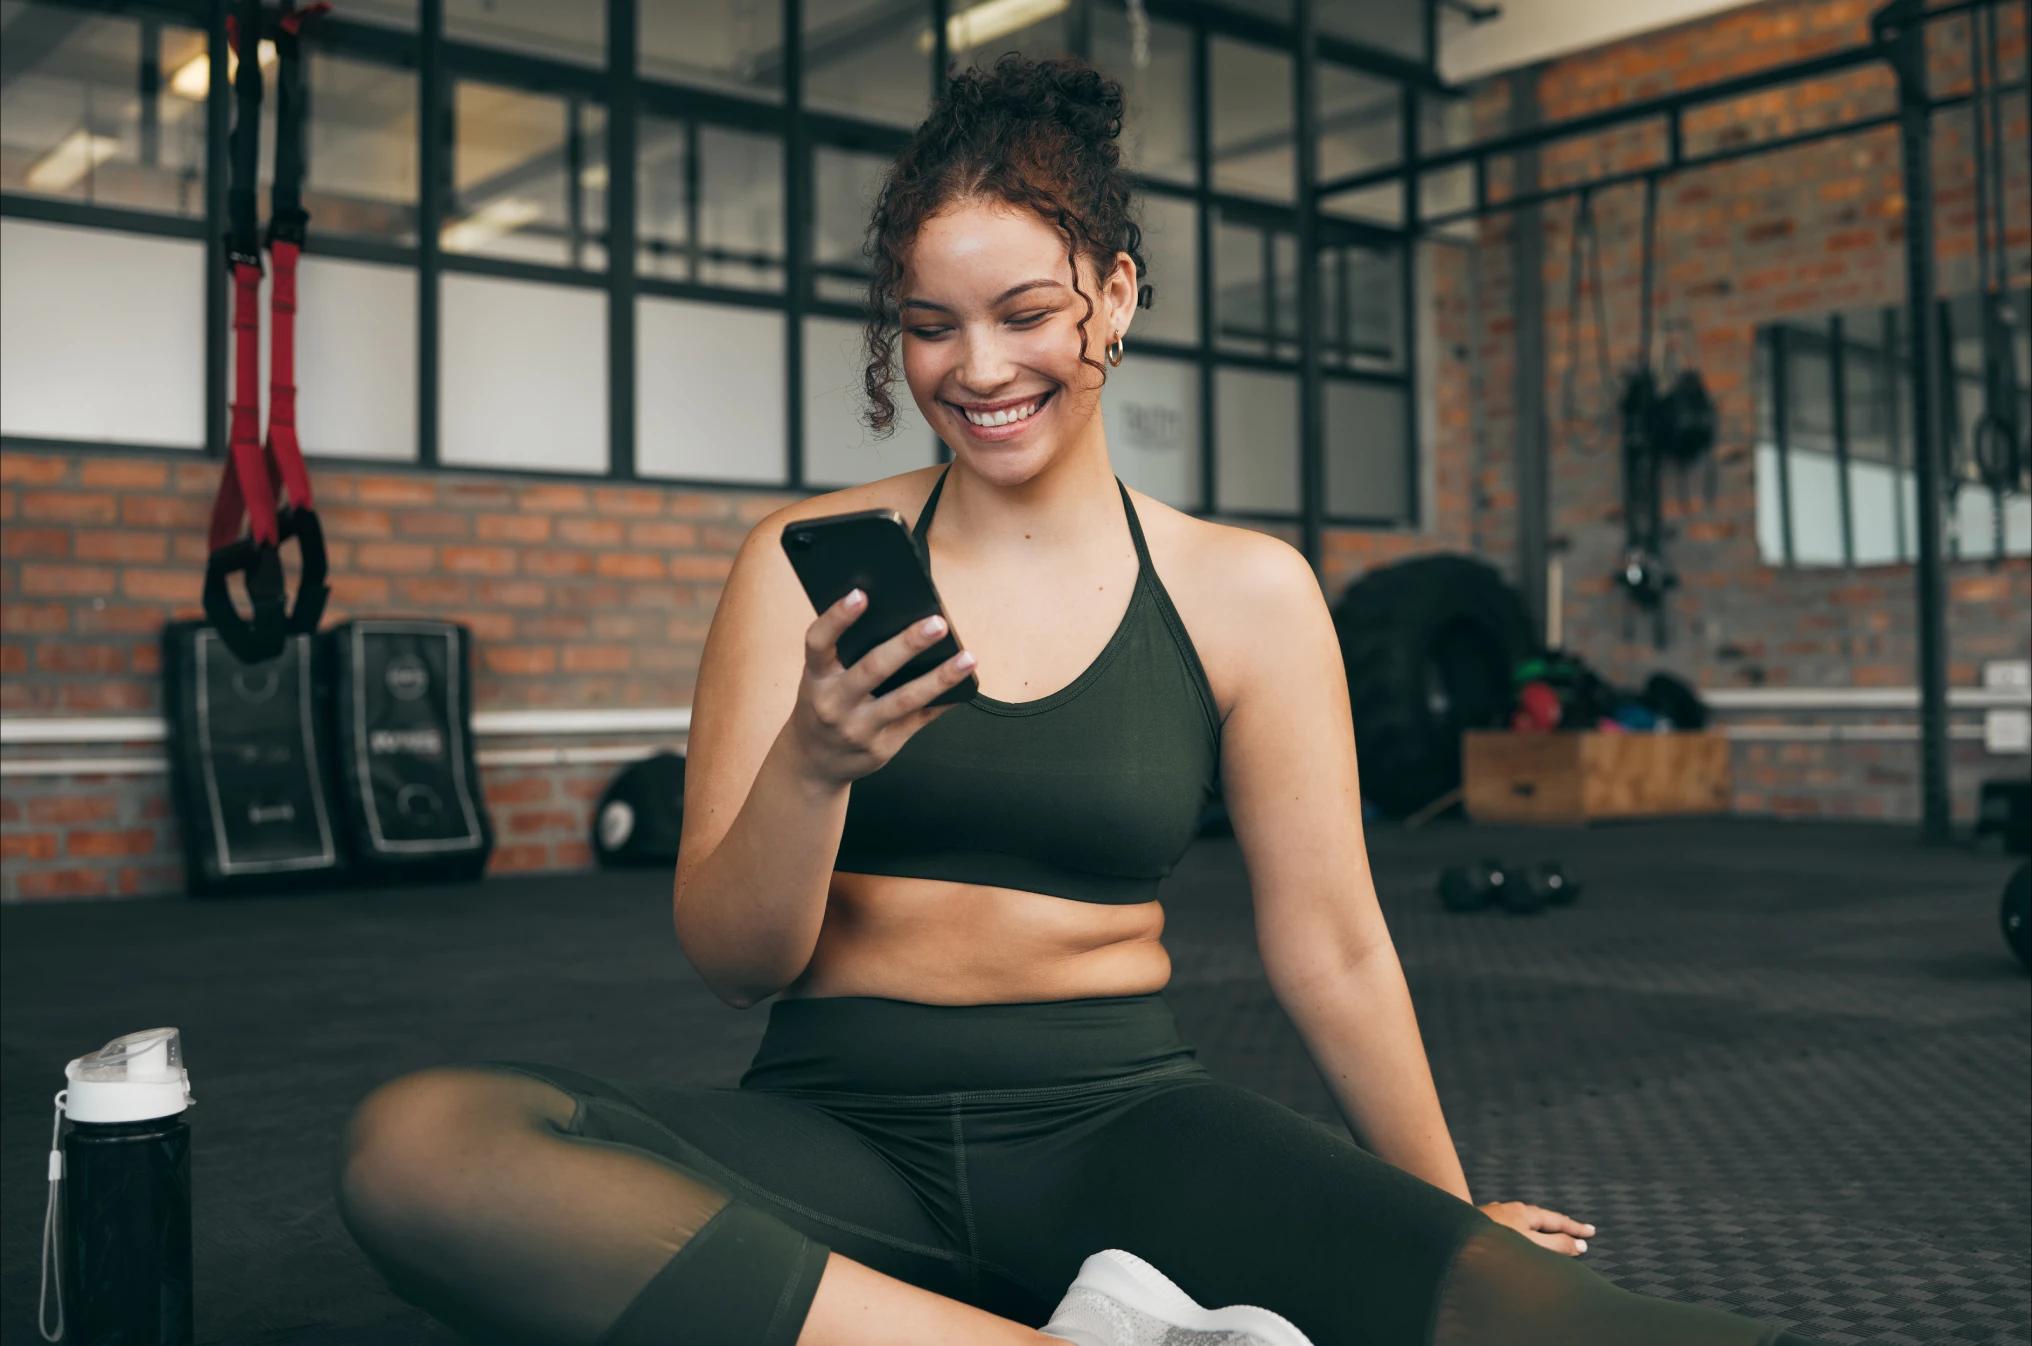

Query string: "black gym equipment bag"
[592, 751, 687, 868]
[161, 619, 346, 896]
[324, 619, 493, 882]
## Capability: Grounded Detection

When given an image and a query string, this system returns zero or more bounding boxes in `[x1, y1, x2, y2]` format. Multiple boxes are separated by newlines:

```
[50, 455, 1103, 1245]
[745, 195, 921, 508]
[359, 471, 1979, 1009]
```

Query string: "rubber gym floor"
[2, 816, 2025, 1346]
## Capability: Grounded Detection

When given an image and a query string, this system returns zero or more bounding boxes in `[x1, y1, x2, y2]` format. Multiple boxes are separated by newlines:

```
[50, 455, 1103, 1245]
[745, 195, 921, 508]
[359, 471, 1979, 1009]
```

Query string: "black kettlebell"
[1523, 861, 1581, 907]
[1437, 861, 1510, 912]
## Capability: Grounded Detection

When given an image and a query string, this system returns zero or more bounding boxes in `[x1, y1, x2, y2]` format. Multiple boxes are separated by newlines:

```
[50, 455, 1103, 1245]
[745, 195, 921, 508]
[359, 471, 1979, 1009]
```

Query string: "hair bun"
[965, 54, 1124, 155]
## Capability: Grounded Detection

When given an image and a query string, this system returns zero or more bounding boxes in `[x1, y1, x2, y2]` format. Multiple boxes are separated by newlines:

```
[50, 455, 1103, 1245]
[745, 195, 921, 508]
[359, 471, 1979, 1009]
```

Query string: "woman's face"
[897, 197, 1136, 469]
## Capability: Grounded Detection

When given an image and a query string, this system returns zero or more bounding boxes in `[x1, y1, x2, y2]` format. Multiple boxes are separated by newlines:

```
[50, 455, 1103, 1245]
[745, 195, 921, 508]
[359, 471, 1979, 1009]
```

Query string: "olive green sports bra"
[832, 465, 1223, 905]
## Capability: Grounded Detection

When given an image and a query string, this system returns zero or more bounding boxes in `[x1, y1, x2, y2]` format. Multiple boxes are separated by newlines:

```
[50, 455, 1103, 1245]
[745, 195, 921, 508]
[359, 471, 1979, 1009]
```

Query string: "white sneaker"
[1038, 1249, 1317, 1346]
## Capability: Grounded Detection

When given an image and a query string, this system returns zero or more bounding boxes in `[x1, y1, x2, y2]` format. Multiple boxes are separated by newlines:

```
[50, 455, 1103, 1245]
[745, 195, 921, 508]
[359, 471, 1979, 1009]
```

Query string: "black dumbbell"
[1438, 860, 1511, 912]
[1523, 861, 1580, 907]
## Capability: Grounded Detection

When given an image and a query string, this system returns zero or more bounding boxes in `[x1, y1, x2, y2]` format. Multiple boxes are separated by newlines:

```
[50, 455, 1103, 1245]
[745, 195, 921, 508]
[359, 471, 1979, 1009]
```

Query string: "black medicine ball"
[593, 751, 686, 868]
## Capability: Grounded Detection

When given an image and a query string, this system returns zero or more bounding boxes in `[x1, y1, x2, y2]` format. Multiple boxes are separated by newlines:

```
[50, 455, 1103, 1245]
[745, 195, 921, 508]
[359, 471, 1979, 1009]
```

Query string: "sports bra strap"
[912, 463, 1151, 569]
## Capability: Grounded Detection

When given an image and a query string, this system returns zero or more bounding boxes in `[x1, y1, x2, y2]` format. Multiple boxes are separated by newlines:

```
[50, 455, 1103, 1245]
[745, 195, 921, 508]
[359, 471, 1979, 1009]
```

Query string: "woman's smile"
[942, 387, 1059, 441]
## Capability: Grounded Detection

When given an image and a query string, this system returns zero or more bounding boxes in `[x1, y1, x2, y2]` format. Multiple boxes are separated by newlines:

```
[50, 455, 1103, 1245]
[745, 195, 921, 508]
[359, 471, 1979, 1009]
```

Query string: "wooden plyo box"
[1462, 730, 1732, 825]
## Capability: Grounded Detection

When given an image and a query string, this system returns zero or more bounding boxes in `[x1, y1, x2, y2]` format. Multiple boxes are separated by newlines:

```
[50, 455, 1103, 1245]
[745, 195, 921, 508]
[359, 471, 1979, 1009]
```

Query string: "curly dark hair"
[859, 53, 1151, 435]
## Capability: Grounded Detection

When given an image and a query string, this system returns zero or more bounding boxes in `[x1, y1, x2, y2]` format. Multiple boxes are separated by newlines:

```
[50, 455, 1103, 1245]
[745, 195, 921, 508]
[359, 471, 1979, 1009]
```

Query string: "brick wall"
[1441, 0, 2032, 820]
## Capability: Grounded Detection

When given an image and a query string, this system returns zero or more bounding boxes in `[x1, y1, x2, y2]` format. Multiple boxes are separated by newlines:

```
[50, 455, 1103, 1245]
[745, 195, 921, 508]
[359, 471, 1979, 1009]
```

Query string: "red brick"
[23, 564, 117, 597]
[320, 506, 395, 538]
[356, 475, 437, 506]
[2, 602, 70, 635]
[122, 568, 200, 602]
[670, 555, 733, 581]
[475, 513, 553, 544]
[519, 484, 589, 512]
[476, 580, 548, 608]
[441, 545, 517, 576]
[453, 611, 516, 642]
[485, 776, 555, 805]
[37, 643, 127, 675]
[669, 492, 733, 521]
[74, 605, 169, 638]
[596, 553, 667, 580]
[18, 869, 110, 899]
[27, 796, 117, 825]
[397, 576, 474, 606]
[67, 828, 159, 858]
[483, 646, 557, 675]
[628, 520, 700, 549]
[60, 682, 153, 711]
[519, 614, 591, 640]
[523, 550, 593, 577]
[553, 840, 594, 868]
[0, 832, 58, 861]
[592, 486, 664, 517]
[506, 808, 580, 833]
[563, 644, 631, 674]
[487, 844, 549, 873]
[559, 517, 625, 547]
[75, 530, 170, 564]
[20, 490, 117, 524]
[0, 488, 14, 518]
[328, 575, 394, 607]
[0, 454, 69, 485]
[131, 644, 162, 675]
[80, 459, 171, 490]
[397, 510, 471, 540]
[357, 542, 438, 574]
[2, 526, 70, 559]
[121, 495, 212, 529]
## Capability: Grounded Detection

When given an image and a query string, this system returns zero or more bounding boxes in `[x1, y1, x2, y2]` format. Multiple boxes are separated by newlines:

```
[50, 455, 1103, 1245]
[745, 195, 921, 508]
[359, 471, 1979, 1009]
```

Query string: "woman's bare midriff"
[776, 871, 1172, 1004]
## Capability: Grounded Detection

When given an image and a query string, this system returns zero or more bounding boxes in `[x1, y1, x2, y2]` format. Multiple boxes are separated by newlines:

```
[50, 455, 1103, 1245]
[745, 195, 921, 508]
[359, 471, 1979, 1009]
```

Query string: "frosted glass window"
[0, 219, 203, 448]
[250, 256, 417, 461]
[1092, 10, 1194, 186]
[1102, 354, 1200, 509]
[813, 145, 890, 304]
[642, 0, 784, 101]
[1785, 450, 1844, 565]
[448, 82, 606, 270]
[1756, 443, 1786, 563]
[1211, 39, 1293, 203]
[1134, 193, 1198, 348]
[3, 9, 206, 218]
[440, 273, 606, 473]
[1324, 380, 1409, 521]
[638, 297, 786, 483]
[1848, 460, 1900, 566]
[804, 0, 929, 129]
[1214, 367, 1297, 513]
[802, 316, 936, 489]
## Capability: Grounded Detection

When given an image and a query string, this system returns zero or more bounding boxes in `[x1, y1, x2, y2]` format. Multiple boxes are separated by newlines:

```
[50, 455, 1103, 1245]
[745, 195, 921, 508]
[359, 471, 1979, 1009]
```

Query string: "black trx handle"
[205, 507, 329, 664]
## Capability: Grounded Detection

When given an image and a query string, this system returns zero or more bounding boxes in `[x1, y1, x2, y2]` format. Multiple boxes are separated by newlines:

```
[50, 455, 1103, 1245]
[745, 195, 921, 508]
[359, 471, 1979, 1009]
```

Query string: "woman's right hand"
[786, 589, 976, 787]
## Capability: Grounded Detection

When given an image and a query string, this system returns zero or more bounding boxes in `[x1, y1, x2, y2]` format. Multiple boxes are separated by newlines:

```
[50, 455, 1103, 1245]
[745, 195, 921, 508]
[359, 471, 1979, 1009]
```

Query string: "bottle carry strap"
[40, 1089, 66, 1342]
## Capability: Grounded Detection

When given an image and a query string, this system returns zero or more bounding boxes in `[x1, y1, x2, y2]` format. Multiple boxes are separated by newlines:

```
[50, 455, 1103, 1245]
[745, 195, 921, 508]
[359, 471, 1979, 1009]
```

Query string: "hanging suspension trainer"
[203, 0, 333, 665]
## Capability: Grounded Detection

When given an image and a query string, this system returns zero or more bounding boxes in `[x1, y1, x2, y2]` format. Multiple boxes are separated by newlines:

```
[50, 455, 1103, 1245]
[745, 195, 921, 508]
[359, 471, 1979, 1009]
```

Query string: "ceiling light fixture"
[25, 129, 121, 192]
[440, 197, 543, 252]
[917, 0, 1071, 55]
[169, 39, 278, 101]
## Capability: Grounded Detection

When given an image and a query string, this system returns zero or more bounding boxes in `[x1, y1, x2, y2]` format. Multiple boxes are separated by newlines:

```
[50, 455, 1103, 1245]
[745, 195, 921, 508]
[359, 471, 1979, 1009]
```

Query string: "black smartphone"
[779, 509, 979, 708]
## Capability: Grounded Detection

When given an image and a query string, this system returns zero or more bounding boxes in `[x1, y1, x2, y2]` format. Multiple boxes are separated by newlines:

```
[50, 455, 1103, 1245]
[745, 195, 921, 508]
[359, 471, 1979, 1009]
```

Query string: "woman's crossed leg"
[331, 1060, 1054, 1346]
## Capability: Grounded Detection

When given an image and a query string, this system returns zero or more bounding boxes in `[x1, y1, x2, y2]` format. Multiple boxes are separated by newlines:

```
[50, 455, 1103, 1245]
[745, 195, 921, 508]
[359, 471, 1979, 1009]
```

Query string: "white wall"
[1439, 0, 1762, 85]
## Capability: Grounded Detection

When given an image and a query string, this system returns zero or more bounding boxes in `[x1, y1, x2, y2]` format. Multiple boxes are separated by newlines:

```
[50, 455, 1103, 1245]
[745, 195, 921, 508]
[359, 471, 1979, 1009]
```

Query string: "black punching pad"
[324, 619, 493, 883]
[160, 619, 346, 896]
[592, 751, 686, 868]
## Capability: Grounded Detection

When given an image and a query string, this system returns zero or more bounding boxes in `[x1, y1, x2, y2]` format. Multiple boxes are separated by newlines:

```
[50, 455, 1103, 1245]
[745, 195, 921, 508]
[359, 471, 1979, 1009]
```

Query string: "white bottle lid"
[63, 1028, 194, 1124]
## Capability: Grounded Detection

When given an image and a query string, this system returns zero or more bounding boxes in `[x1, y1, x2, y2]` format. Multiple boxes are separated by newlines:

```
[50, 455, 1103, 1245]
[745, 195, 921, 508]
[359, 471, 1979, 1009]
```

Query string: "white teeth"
[962, 398, 1042, 427]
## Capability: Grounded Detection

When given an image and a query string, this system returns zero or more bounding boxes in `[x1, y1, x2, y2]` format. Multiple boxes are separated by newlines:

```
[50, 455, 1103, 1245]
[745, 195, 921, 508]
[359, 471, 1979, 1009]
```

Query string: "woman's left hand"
[1475, 1201, 1596, 1256]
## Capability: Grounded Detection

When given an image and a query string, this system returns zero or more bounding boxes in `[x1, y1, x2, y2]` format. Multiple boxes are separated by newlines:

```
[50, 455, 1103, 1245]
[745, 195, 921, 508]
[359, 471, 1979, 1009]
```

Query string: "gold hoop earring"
[1106, 334, 1125, 367]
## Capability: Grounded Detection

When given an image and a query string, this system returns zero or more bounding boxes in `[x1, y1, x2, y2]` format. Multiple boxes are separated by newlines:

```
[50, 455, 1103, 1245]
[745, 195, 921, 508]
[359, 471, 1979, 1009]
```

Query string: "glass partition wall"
[0, 0, 1436, 526]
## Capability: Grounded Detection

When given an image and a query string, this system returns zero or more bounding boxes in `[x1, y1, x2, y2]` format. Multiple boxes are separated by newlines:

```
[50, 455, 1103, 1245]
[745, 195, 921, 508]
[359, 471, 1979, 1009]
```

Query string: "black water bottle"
[40, 1027, 196, 1345]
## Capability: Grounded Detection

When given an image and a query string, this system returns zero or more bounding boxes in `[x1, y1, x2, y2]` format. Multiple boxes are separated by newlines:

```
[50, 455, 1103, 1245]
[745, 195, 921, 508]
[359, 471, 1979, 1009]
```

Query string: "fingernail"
[1576, 1239, 1588, 1253]
[1586, 1224, 1597, 1234]
[846, 589, 865, 607]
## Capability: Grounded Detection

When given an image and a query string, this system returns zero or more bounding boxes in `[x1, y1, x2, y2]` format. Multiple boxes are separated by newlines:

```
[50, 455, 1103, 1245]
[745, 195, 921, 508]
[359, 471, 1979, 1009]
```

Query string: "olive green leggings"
[335, 993, 1830, 1346]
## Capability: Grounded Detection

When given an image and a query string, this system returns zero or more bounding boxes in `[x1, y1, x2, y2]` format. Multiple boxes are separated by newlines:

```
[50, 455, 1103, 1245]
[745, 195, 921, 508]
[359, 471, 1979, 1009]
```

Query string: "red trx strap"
[205, 0, 332, 664]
